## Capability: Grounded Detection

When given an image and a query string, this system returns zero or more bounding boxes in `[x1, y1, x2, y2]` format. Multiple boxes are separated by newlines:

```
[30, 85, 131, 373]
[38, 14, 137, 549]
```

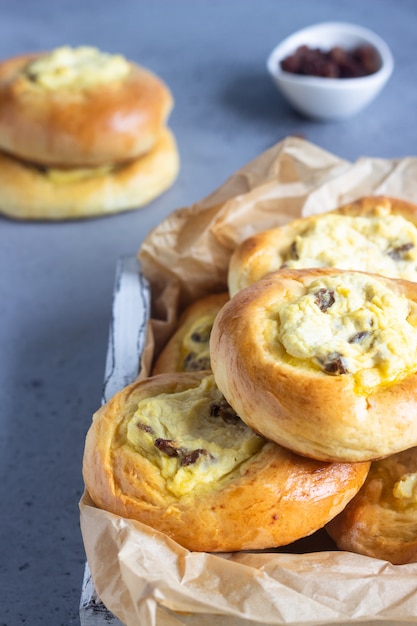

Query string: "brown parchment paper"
[80, 136, 417, 626]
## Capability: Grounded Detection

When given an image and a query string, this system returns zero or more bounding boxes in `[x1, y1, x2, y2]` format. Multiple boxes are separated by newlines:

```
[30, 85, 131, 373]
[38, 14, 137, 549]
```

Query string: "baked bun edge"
[82, 371, 370, 552]
[228, 195, 417, 296]
[326, 447, 417, 564]
[211, 267, 417, 462]
[0, 126, 179, 220]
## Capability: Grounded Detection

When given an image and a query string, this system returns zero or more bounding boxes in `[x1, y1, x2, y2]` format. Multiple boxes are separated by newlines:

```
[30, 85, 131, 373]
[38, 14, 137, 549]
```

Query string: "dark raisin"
[26, 70, 38, 82]
[183, 352, 211, 371]
[352, 45, 380, 75]
[321, 352, 348, 375]
[136, 422, 154, 433]
[387, 242, 414, 260]
[280, 44, 379, 79]
[348, 330, 371, 344]
[181, 448, 209, 466]
[154, 438, 180, 457]
[280, 241, 299, 268]
[210, 399, 240, 423]
[329, 46, 370, 78]
[289, 240, 299, 260]
[314, 288, 335, 312]
[190, 324, 212, 343]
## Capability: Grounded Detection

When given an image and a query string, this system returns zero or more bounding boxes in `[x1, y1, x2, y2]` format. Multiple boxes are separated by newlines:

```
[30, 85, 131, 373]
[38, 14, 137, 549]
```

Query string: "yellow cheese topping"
[126, 375, 264, 497]
[370, 455, 417, 512]
[393, 472, 417, 504]
[283, 213, 417, 280]
[278, 273, 417, 388]
[44, 164, 114, 183]
[181, 314, 215, 371]
[24, 46, 131, 89]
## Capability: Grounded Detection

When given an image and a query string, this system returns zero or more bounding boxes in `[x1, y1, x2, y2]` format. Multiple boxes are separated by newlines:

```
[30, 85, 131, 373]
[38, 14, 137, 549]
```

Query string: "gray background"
[0, 1, 416, 624]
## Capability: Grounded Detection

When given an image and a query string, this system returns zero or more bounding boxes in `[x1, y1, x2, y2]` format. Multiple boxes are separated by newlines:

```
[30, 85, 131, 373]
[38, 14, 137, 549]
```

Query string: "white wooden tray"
[79, 255, 150, 626]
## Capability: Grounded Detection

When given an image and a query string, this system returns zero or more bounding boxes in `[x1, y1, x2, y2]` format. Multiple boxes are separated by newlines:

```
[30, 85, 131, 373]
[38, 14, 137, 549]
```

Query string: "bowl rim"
[266, 21, 394, 87]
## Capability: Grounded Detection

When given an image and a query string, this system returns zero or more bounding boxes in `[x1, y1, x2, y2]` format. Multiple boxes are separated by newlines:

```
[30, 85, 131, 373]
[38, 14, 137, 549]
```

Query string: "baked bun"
[0, 126, 179, 220]
[82, 371, 370, 552]
[228, 196, 417, 296]
[210, 267, 417, 462]
[327, 447, 417, 564]
[152, 292, 229, 374]
[0, 46, 173, 167]
[0, 46, 179, 219]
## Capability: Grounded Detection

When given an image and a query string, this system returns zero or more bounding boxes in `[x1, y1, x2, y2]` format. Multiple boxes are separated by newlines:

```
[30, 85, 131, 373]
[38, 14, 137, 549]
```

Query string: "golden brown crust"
[0, 126, 179, 220]
[327, 447, 417, 564]
[152, 292, 229, 374]
[336, 195, 417, 221]
[211, 267, 417, 462]
[0, 51, 173, 166]
[228, 196, 417, 296]
[82, 371, 370, 552]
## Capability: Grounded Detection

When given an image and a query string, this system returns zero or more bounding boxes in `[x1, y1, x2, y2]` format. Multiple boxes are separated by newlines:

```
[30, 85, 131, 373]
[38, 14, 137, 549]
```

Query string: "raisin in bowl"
[267, 22, 394, 121]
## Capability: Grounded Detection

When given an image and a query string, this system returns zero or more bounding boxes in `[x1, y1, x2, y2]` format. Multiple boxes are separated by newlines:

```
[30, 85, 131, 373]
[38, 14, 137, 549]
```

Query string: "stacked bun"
[326, 446, 417, 564]
[83, 287, 370, 552]
[210, 195, 417, 563]
[83, 194, 417, 559]
[0, 45, 179, 219]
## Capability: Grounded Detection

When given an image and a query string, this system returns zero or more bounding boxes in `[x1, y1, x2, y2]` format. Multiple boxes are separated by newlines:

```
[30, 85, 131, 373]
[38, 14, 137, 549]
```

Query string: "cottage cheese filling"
[393, 473, 417, 505]
[181, 314, 216, 371]
[283, 213, 417, 280]
[278, 273, 417, 387]
[126, 375, 263, 497]
[24, 46, 131, 89]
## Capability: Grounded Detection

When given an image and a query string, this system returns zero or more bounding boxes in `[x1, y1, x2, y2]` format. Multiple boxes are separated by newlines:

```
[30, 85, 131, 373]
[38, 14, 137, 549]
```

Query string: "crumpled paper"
[80, 136, 417, 626]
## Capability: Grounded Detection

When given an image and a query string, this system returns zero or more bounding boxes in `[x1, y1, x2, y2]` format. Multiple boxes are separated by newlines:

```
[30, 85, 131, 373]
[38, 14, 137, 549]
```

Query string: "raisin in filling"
[348, 330, 372, 344]
[387, 242, 414, 260]
[210, 399, 240, 424]
[314, 288, 335, 312]
[319, 352, 349, 375]
[190, 326, 212, 343]
[183, 352, 211, 371]
[280, 240, 299, 268]
[154, 438, 211, 466]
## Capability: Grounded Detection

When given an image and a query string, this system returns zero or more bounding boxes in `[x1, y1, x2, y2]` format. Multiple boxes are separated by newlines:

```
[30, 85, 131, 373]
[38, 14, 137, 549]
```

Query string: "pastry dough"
[210, 267, 417, 462]
[228, 196, 417, 296]
[82, 371, 370, 552]
[0, 46, 179, 219]
[152, 292, 229, 374]
[327, 447, 417, 564]
[0, 126, 179, 220]
[0, 46, 173, 166]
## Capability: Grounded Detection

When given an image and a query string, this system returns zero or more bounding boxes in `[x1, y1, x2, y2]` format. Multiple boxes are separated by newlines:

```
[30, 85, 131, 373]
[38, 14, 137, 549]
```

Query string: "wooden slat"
[79, 255, 150, 626]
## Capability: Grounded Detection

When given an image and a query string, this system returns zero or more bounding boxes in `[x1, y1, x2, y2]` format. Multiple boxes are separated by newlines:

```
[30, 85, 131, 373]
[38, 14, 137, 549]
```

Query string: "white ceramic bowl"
[266, 22, 394, 121]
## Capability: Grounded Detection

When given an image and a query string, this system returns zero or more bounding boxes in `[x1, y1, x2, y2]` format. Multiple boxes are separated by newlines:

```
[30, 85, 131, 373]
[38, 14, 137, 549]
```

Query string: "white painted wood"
[102, 255, 150, 404]
[79, 255, 150, 626]
[79, 563, 125, 626]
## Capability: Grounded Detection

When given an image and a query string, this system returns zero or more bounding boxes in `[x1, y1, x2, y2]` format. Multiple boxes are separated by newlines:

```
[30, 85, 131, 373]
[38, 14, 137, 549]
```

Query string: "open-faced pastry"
[211, 267, 417, 462]
[0, 45, 173, 166]
[152, 292, 229, 374]
[228, 196, 417, 296]
[0, 46, 179, 219]
[82, 371, 370, 552]
[327, 447, 417, 564]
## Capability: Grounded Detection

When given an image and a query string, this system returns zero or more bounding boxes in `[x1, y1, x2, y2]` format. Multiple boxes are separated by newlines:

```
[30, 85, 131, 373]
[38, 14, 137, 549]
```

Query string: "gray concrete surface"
[1, 1, 416, 624]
